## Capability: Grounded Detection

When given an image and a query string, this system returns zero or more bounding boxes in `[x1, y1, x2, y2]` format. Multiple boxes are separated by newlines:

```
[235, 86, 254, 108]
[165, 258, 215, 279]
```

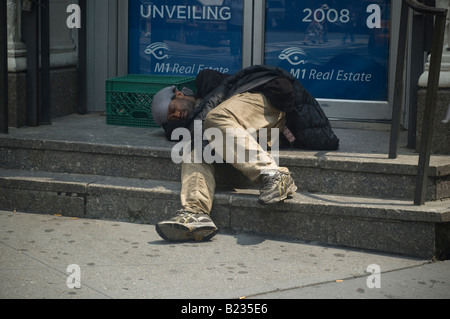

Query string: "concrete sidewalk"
[1, 210, 449, 300]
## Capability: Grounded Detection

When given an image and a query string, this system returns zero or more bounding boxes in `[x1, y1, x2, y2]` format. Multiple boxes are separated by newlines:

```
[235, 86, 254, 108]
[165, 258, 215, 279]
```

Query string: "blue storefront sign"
[265, 0, 391, 101]
[128, 0, 244, 76]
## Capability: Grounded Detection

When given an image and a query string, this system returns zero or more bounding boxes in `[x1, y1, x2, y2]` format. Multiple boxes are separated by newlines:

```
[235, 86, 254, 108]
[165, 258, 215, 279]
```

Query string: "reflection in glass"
[265, 0, 391, 101]
[129, 0, 244, 76]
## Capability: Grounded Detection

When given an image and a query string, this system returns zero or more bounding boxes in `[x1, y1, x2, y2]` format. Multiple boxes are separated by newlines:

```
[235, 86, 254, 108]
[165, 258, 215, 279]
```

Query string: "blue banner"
[265, 0, 391, 101]
[128, 0, 244, 76]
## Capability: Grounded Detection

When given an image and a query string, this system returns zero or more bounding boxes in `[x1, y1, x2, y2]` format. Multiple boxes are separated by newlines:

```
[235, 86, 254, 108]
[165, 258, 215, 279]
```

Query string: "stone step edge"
[0, 168, 448, 225]
[1, 137, 450, 177]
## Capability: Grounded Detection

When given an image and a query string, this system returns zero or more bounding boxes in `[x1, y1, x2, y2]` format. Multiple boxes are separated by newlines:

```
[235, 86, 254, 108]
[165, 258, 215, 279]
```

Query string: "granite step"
[1, 134, 450, 202]
[1, 115, 450, 258]
[0, 168, 449, 259]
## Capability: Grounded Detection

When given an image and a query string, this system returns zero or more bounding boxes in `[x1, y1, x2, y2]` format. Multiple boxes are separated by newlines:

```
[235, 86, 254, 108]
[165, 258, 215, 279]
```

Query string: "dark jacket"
[162, 65, 339, 150]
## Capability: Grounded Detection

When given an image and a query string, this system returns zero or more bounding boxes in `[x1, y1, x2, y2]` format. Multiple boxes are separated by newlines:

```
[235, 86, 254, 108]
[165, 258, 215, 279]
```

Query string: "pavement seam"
[0, 239, 113, 299]
[244, 261, 433, 299]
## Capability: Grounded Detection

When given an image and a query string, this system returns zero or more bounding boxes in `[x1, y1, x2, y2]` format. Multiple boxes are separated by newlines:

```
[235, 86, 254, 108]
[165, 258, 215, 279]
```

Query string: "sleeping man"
[151, 65, 339, 242]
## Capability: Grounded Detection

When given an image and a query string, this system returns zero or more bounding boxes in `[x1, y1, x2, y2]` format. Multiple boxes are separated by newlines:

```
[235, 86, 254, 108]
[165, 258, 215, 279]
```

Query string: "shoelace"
[261, 174, 281, 192]
[173, 211, 197, 223]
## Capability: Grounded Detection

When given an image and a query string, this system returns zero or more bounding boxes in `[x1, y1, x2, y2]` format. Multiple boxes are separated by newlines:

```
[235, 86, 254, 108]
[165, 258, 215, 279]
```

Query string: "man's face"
[167, 91, 196, 122]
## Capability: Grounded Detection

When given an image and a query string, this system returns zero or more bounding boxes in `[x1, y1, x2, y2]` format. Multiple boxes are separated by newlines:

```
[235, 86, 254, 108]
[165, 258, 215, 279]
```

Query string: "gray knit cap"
[152, 85, 175, 125]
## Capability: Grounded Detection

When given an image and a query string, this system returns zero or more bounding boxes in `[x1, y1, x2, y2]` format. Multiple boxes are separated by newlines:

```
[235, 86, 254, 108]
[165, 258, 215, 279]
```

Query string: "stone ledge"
[0, 168, 449, 258]
[2, 136, 450, 177]
[2, 169, 448, 224]
[2, 136, 449, 201]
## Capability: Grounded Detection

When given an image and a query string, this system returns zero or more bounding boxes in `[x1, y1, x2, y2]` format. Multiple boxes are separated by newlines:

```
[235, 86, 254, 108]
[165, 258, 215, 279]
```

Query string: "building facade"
[5, 0, 443, 135]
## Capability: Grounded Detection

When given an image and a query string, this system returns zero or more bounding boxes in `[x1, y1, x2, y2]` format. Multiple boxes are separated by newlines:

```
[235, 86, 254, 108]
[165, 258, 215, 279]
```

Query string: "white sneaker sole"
[156, 222, 218, 242]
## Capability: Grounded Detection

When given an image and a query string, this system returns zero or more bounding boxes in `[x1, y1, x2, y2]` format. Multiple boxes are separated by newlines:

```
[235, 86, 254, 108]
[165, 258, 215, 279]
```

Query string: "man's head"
[152, 86, 196, 125]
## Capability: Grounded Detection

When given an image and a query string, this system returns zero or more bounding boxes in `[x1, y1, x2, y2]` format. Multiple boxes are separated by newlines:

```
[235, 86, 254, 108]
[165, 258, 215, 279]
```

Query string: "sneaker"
[258, 172, 297, 205]
[155, 210, 218, 242]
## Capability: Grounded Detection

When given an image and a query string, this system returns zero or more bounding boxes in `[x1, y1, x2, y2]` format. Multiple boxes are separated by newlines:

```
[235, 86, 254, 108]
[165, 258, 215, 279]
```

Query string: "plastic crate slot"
[131, 110, 151, 119]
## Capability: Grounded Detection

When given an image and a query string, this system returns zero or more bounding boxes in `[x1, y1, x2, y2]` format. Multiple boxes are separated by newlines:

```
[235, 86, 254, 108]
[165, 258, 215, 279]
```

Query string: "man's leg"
[180, 160, 216, 215]
[204, 92, 286, 180]
[155, 150, 218, 242]
[204, 92, 297, 204]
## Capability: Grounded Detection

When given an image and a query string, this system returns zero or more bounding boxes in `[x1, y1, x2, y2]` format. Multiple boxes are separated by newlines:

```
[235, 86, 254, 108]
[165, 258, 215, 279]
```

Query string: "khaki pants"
[181, 92, 290, 215]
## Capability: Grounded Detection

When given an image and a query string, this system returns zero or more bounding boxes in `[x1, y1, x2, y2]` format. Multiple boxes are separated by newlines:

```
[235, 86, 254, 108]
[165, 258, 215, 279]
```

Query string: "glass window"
[128, 0, 244, 76]
[265, 0, 391, 101]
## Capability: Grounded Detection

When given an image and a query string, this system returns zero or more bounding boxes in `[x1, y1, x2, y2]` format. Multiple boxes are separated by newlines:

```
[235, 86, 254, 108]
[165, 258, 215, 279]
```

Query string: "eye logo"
[279, 47, 308, 66]
[145, 42, 170, 60]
